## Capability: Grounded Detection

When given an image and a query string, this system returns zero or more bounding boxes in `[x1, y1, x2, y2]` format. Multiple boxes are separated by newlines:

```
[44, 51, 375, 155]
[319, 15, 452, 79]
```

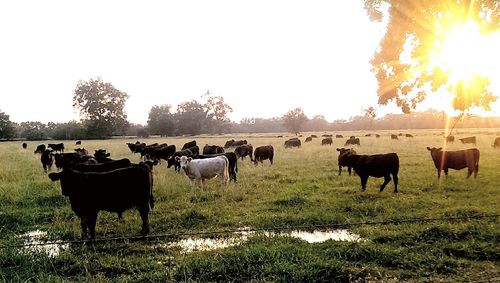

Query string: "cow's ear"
[48, 173, 60, 182]
[426, 147, 431, 151]
[438, 147, 442, 151]
[187, 157, 193, 162]
[336, 148, 340, 151]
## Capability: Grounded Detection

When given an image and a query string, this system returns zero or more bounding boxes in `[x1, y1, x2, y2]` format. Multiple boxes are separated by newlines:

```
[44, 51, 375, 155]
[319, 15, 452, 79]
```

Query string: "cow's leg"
[139, 206, 150, 235]
[117, 211, 123, 220]
[80, 218, 88, 239]
[437, 169, 441, 178]
[348, 167, 353, 176]
[360, 175, 368, 192]
[88, 212, 98, 240]
[444, 168, 449, 177]
[380, 175, 391, 192]
[474, 163, 479, 178]
[392, 173, 398, 193]
[338, 166, 342, 176]
[466, 167, 473, 178]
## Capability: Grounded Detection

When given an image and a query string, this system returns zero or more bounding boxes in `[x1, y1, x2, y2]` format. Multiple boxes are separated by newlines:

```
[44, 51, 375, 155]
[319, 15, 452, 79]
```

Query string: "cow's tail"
[475, 149, 480, 174]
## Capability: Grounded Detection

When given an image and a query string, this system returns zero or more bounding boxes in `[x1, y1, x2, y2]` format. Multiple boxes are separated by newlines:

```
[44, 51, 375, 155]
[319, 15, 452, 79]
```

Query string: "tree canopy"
[282, 107, 309, 135]
[73, 78, 129, 138]
[148, 104, 175, 137]
[0, 111, 16, 140]
[365, 0, 498, 113]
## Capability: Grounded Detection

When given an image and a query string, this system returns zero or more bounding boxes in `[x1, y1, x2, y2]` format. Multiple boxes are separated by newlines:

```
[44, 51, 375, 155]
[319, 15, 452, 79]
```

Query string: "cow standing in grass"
[336, 148, 356, 176]
[426, 147, 480, 178]
[177, 155, 229, 188]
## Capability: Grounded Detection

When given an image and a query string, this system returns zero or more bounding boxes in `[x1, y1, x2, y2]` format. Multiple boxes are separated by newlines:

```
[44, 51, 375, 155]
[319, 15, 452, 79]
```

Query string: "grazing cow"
[339, 151, 399, 192]
[167, 149, 193, 172]
[459, 136, 477, 145]
[234, 144, 253, 160]
[426, 147, 480, 178]
[305, 137, 312, 142]
[75, 140, 82, 145]
[182, 140, 197, 150]
[148, 144, 176, 162]
[224, 139, 235, 148]
[446, 135, 455, 143]
[398, 133, 403, 136]
[405, 134, 414, 138]
[177, 155, 229, 187]
[48, 164, 153, 240]
[336, 148, 357, 176]
[48, 143, 65, 153]
[232, 140, 248, 147]
[321, 137, 333, 145]
[336, 135, 343, 139]
[253, 145, 274, 165]
[365, 134, 371, 137]
[311, 135, 318, 138]
[322, 134, 333, 137]
[284, 139, 301, 148]
[34, 144, 46, 154]
[185, 145, 199, 155]
[493, 137, 500, 148]
[375, 134, 381, 138]
[22, 143, 27, 149]
[344, 137, 360, 146]
[391, 134, 399, 140]
[203, 144, 224, 155]
[41, 149, 54, 173]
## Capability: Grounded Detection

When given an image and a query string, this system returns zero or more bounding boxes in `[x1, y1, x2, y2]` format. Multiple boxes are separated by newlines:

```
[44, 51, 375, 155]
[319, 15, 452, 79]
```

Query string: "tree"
[282, 107, 308, 135]
[203, 91, 233, 134]
[364, 1, 498, 113]
[0, 111, 16, 140]
[175, 100, 207, 135]
[147, 105, 175, 137]
[20, 121, 47, 140]
[73, 77, 129, 138]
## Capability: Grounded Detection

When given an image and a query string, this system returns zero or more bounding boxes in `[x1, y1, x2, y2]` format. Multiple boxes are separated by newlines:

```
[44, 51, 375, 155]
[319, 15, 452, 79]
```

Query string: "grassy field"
[0, 129, 499, 282]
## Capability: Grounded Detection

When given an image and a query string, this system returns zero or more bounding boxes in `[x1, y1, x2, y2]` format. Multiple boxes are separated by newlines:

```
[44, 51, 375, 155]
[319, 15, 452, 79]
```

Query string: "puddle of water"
[166, 228, 363, 254]
[19, 230, 68, 257]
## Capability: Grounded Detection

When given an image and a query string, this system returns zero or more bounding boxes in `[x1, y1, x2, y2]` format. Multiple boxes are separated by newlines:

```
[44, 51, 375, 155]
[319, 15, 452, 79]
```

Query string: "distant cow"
[75, 140, 82, 145]
[446, 135, 455, 143]
[459, 136, 477, 145]
[336, 148, 357, 176]
[203, 144, 224, 155]
[191, 152, 238, 182]
[41, 149, 54, 173]
[321, 137, 333, 145]
[232, 140, 248, 147]
[405, 134, 414, 138]
[426, 147, 480, 178]
[311, 135, 318, 138]
[234, 144, 253, 160]
[493, 137, 500, 148]
[344, 137, 360, 146]
[253, 145, 274, 165]
[322, 134, 333, 138]
[22, 143, 27, 149]
[148, 144, 176, 162]
[398, 133, 403, 136]
[339, 151, 399, 192]
[365, 134, 371, 137]
[375, 134, 381, 138]
[185, 145, 199, 155]
[177, 155, 229, 187]
[34, 144, 46, 154]
[48, 164, 153, 240]
[48, 143, 65, 153]
[284, 139, 301, 148]
[224, 139, 235, 148]
[391, 134, 399, 140]
[182, 140, 197, 150]
[336, 135, 343, 138]
[305, 137, 313, 142]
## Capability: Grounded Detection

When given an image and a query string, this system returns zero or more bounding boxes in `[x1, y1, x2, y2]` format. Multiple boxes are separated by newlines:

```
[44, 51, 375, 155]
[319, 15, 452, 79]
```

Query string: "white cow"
[176, 155, 229, 188]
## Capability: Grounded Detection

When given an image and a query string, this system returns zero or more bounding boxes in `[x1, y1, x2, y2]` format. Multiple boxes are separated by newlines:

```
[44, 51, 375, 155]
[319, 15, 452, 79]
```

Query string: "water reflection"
[19, 230, 68, 257]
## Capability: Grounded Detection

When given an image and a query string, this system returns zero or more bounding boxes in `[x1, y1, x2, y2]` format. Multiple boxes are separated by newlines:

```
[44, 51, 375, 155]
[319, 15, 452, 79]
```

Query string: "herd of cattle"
[21, 134, 499, 239]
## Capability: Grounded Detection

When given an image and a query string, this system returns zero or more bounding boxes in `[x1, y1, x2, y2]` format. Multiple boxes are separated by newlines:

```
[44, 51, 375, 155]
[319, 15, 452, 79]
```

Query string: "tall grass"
[0, 129, 499, 281]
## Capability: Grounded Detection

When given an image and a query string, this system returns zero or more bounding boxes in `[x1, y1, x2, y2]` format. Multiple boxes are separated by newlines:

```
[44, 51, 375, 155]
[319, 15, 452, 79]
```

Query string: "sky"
[0, 0, 498, 125]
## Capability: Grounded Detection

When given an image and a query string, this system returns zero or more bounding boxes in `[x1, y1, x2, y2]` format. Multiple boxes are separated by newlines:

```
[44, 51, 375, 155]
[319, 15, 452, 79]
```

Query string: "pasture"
[0, 129, 499, 281]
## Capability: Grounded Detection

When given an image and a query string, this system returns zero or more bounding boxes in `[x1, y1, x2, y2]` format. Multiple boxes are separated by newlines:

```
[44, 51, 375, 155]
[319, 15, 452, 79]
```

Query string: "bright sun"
[431, 20, 499, 85]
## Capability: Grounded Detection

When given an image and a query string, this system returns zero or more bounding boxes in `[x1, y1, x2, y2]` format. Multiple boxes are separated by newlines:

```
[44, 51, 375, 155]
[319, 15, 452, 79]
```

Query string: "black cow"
[336, 135, 343, 138]
[148, 144, 176, 162]
[72, 158, 132, 173]
[344, 137, 360, 146]
[75, 140, 82, 145]
[391, 134, 399, 140]
[253, 145, 274, 165]
[182, 140, 197, 150]
[426, 147, 480, 178]
[339, 151, 399, 192]
[405, 134, 414, 138]
[336, 148, 357, 176]
[94, 149, 112, 163]
[234, 144, 253, 160]
[48, 143, 65, 153]
[493, 137, 500, 148]
[41, 149, 54, 173]
[322, 134, 333, 137]
[375, 134, 381, 138]
[232, 140, 247, 147]
[365, 134, 371, 137]
[75, 148, 89, 156]
[48, 164, 153, 240]
[305, 137, 313, 142]
[321, 137, 333, 145]
[203, 144, 224, 155]
[54, 152, 98, 169]
[167, 149, 193, 172]
[191, 152, 238, 182]
[311, 135, 318, 138]
[224, 139, 235, 148]
[446, 135, 455, 143]
[284, 139, 301, 148]
[34, 144, 46, 154]
[22, 143, 27, 149]
[459, 136, 476, 145]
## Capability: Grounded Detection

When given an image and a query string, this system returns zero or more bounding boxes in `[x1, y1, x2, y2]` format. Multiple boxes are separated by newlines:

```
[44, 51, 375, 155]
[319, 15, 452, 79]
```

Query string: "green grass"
[0, 129, 499, 281]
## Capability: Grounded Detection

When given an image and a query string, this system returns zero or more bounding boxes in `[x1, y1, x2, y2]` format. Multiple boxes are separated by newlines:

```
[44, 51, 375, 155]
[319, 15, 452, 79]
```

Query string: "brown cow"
[426, 147, 480, 178]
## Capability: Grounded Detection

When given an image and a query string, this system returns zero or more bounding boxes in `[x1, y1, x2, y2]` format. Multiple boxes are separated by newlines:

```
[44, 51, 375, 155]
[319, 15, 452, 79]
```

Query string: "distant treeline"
[1, 109, 498, 141]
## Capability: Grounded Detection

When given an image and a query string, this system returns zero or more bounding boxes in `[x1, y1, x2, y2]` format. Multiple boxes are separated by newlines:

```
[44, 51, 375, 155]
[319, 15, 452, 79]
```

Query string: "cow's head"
[426, 147, 442, 158]
[177, 156, 193, 170]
